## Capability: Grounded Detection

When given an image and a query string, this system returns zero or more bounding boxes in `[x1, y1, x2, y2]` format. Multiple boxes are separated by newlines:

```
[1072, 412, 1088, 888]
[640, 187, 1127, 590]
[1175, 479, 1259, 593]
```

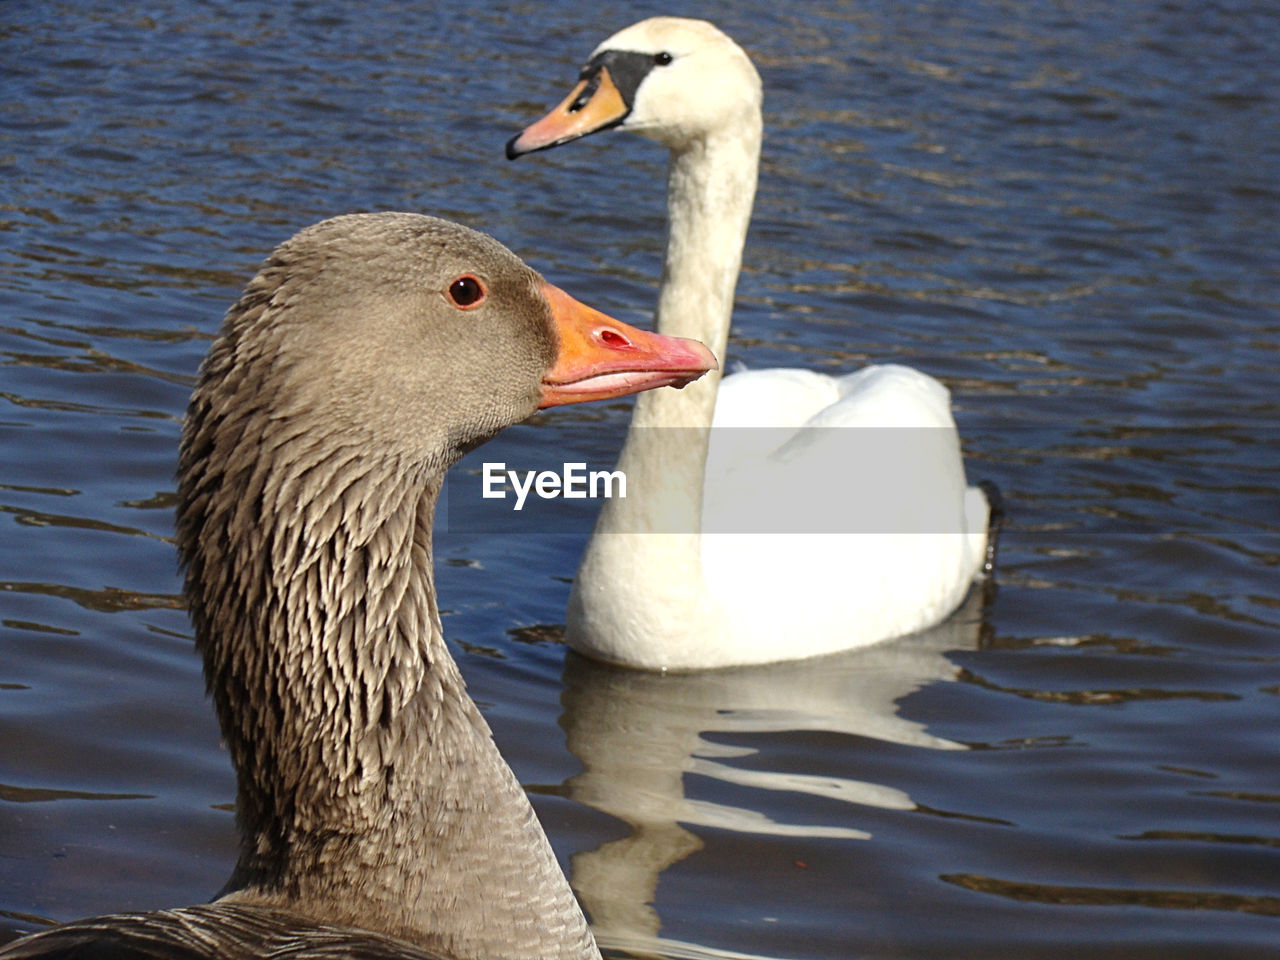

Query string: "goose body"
[0, 213, 714, 959]
[509, 18, 995, 671]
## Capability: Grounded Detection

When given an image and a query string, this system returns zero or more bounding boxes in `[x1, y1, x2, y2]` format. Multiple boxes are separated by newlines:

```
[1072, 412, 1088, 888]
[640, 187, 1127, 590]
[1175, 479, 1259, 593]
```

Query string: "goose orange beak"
[507, 67, 629, 158]
[539, 283, 716, 408]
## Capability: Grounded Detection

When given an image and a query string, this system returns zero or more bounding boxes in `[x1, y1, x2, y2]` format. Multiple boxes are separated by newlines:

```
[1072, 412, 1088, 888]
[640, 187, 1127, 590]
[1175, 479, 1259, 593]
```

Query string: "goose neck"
[181, 447, 596, 957]
[189, 460, 452, 873]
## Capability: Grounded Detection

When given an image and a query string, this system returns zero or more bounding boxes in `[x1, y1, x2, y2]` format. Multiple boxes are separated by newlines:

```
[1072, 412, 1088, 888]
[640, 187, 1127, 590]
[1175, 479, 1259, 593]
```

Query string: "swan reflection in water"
[535, 591, 988, 959]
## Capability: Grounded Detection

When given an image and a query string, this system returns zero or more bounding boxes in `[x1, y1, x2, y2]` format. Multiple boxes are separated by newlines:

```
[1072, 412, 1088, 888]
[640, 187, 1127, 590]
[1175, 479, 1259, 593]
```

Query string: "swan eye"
[654, 51, 673, 66]
[447, 275, 486, 309]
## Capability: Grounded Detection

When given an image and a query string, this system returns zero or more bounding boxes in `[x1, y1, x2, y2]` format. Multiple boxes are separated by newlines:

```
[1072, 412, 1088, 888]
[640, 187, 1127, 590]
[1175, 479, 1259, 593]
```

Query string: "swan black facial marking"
[569, 72, 601, 112]
[580, 49, 661, 108]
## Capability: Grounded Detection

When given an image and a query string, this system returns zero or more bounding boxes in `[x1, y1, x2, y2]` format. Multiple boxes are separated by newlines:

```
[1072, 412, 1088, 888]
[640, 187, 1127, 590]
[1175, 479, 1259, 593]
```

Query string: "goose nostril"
[598, 328, 630, 348]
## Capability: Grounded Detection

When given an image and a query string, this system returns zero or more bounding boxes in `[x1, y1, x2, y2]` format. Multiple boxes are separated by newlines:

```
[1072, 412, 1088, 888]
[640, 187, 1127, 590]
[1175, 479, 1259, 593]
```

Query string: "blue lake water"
[2, 1, 1278, 957]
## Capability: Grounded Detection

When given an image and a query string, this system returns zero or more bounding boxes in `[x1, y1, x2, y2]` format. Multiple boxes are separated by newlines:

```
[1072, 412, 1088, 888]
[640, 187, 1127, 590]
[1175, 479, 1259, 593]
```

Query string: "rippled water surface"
[2, 2, 1278, 957]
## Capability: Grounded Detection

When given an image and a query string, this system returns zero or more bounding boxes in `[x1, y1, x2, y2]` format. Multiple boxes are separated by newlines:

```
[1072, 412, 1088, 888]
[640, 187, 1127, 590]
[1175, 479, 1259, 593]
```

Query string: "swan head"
[507, 17, 761, 156]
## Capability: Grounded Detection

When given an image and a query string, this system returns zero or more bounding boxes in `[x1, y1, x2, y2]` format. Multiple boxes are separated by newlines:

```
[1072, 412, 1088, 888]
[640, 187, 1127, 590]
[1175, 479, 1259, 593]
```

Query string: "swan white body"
[513, 18, 992, 670]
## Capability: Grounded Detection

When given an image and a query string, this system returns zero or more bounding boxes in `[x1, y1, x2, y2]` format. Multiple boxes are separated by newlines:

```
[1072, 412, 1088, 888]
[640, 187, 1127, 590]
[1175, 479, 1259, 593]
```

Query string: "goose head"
[507, 17, 761, 156]
[186, 213, 716, 481]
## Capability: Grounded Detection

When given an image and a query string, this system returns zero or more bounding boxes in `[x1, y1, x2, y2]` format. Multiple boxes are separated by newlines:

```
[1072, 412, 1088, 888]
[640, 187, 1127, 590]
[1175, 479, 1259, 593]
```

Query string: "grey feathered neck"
[174, 225, 599, 960]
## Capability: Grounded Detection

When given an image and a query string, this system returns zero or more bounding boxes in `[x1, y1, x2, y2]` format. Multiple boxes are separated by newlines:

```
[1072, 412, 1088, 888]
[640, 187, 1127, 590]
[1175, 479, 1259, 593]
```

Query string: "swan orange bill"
[539, 282, 716, 408]
[506, 67, 629, 158]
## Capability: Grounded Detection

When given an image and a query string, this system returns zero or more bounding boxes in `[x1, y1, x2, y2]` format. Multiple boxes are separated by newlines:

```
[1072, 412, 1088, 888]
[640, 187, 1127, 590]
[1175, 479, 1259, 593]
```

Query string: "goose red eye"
[448, 275, 486, 309]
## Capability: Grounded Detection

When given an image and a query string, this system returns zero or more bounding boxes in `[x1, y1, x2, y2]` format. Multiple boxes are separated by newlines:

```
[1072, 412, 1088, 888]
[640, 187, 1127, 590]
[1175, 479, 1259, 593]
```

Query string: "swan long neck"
[178, 416, 596, 957]
[659, 127, 760, 352]
[607, 117, 760, 532]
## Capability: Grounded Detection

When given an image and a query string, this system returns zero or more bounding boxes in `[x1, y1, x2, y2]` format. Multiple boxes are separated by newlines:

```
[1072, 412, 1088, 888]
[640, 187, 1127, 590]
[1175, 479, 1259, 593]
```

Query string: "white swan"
[509, 17, 997, 671]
